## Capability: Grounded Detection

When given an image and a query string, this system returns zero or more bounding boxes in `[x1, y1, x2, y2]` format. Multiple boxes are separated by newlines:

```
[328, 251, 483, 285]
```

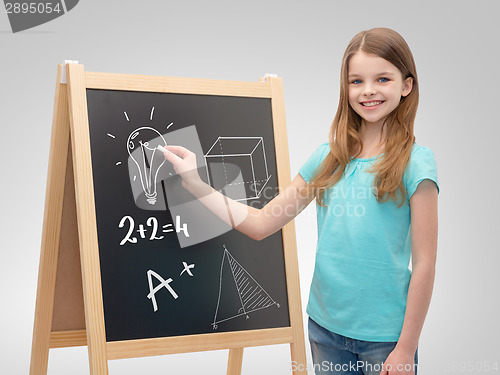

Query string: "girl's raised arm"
[162, 145, 314, 241]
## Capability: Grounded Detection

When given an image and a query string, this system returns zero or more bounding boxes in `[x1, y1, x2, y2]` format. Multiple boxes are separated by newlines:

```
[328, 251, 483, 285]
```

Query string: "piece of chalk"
[157, 145, 182, 160]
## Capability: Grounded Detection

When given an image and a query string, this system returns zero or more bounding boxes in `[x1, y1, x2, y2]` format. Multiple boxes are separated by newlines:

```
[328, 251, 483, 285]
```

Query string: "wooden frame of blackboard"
[30, 63, 307, 375]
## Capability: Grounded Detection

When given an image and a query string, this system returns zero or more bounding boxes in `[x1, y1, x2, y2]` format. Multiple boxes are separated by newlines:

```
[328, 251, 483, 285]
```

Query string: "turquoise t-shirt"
[299, 142, 439, 342]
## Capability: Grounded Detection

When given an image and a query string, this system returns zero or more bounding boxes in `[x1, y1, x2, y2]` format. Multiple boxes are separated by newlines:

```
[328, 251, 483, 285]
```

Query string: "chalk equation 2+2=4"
[118, 215, 190, 246]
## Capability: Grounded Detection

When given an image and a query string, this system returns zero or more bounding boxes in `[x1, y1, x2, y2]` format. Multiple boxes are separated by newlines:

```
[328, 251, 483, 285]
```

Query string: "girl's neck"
[355, 120, 387, 158]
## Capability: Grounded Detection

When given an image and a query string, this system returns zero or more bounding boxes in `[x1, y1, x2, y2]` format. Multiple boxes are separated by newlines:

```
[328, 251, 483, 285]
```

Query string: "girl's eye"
[350, 78, 389, 84]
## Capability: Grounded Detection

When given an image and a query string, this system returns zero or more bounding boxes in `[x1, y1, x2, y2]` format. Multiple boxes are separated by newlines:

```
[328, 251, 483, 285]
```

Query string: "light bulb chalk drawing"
[212, 244, 279, 330]
[127, 127, 167, 205]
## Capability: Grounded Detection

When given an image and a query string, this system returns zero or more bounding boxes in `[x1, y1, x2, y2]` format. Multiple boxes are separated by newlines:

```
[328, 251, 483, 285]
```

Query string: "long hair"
[307, 27, 419, 208]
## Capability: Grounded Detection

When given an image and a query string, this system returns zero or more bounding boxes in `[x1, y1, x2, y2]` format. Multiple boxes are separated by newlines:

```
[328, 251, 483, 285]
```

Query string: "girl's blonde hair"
[307, 27, 418, 208]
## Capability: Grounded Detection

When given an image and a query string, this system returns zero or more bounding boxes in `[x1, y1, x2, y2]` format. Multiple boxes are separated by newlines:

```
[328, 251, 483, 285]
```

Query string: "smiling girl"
[163, 27, 439, 375]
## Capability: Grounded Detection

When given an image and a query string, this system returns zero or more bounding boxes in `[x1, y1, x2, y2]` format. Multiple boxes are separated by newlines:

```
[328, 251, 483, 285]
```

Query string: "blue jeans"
[308, 317, 418, 375]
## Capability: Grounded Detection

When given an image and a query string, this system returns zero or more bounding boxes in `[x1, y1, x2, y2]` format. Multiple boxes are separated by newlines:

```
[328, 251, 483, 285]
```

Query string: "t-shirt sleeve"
[298, 142, 330, 183]
[405, 145, 440, 201]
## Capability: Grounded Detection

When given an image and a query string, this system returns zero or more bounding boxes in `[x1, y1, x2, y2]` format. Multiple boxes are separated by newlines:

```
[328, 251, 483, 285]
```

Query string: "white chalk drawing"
[147, 269, 178, 312]
[204, 137, 271, 201]
[180, 262, 195, 277]
[127, 127, 167, 205]
[109, 107, 181, 211]
[118, 215, 190, 246]
[212, 244, 279, 329]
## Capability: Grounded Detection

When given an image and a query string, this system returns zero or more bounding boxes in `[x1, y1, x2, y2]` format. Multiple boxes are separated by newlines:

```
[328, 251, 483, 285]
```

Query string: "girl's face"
[348, 51, 413, 128]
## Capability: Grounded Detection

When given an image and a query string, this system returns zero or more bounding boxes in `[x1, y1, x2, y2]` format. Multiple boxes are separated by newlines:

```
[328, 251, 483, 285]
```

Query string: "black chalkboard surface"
[86, 89, 290, 342]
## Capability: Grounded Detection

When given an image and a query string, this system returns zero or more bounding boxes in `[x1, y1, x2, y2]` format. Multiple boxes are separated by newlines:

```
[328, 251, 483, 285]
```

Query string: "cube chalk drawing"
[205, 137, 271, 201]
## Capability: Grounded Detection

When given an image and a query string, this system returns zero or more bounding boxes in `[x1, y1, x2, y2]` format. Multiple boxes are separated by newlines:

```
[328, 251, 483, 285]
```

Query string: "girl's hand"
[162, 145, 202, 189]
[380, 347, 416, 375]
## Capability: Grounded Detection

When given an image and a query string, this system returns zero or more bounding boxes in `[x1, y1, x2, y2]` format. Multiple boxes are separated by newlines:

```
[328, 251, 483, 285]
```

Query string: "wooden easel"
[29, 62, 307, 375]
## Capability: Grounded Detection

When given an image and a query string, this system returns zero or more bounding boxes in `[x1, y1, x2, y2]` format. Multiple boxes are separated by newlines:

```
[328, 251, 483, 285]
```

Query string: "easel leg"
[66, 63, 109, 375]
[30, 65, 70, 375]
[266, 76, 308, 374]
[226, 348, 244, 375]
[290, 341, 308, 375]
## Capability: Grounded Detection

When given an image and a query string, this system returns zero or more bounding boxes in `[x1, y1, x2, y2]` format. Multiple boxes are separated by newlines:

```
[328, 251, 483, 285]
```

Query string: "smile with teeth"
[361, 100, 384, 107]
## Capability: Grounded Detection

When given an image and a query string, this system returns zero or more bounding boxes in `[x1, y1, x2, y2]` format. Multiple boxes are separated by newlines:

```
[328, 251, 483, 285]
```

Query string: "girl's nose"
[362, 83, 377, 96]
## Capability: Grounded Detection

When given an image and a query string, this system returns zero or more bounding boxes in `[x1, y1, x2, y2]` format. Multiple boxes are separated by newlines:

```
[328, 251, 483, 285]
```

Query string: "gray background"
[1, 0, 499, 374]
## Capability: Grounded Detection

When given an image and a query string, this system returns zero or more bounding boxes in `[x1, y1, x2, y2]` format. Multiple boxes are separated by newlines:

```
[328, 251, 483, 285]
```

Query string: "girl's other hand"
[380, 347, 416, 375]
[162, 145, 202, 189]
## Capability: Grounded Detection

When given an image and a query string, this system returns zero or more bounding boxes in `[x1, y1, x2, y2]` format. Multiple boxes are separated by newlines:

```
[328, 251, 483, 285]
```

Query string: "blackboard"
[30, 65, 306, 374]
[86, 89, 290, 342]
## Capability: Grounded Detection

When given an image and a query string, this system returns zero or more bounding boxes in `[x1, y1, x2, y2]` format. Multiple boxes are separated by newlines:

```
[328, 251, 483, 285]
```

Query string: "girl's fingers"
[163, 150, 178, 164]
[160, 145, 201, 185]
[164, 145, 192, 158]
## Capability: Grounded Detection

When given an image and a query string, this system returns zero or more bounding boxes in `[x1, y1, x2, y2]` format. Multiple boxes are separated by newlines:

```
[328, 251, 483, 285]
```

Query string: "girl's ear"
[401, 77, 413, 97]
